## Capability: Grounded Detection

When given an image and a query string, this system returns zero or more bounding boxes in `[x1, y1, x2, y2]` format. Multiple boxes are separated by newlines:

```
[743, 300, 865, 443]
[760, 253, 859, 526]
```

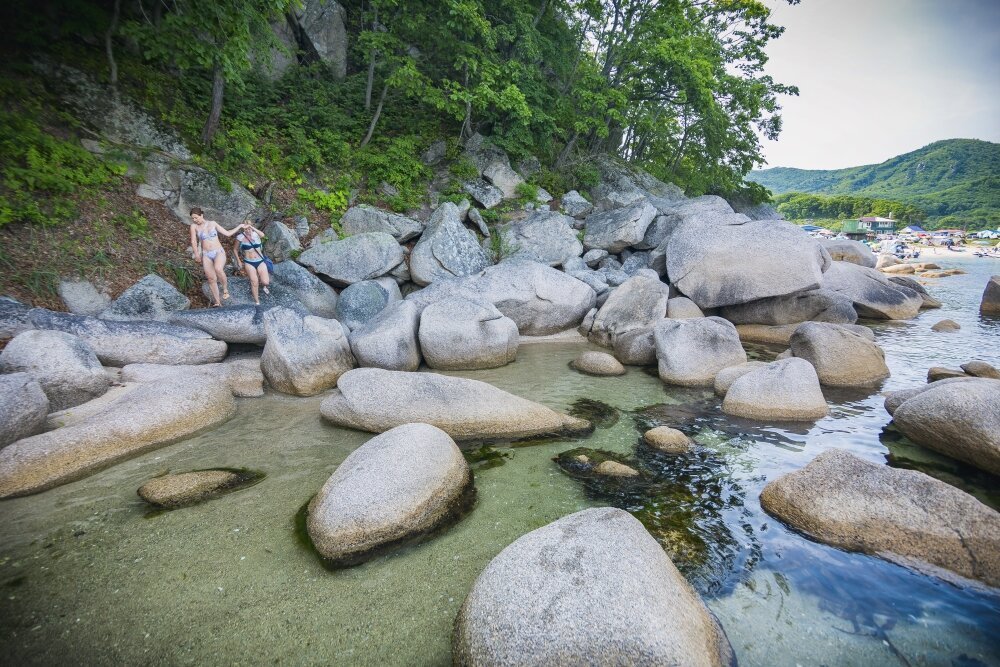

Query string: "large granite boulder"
[666, 296, 704, 319]
[713, 361, 768, 397]
[0, 375, 235, 498]
[292, 0, 348, 79]
[570, 351, 626, 376]
[590, 154, 687, 202]
[261, 308, 355, 396]
[407, 260, 596, 335]
[666, 214, 830, 309]
[0, 330, 110, 411]
[58, 280, 110, 316]
[270, 260, 339, 318]
[334, 280, 391, 331]
[886, 276, 941, 309]
[454, 507, 735, 666]
[170, 306, 268, 345]
[722, 358, 828, 421]
[492, 211, 582, 267]
[348, 301, 421, 372]
[612, 326, 657, 366]
[340, 205, 423, 242]
[418, 298, 518, 370]
[320, 368, 591, 441]
[761, 449, 1000, 587]
[0, 297, 32, 339]
[262, 220, 301, 262]
[297, 232, 404, 286]
[307, 423, 472, 566]
[483, 161, 524, 199]
[642, 195, 736, 252]
[201, 276, 308, 313]
[654, 317, 747, 386]
[588, 272, 669, 347]
[174, 167, 259, 229]
[719, 289, 858, 325]
[561, 190, 593, 218]
[462, 179, 504, 209]
[411, 203, 491, 286]
[981, 275, 1000, 316]
[583, 201, 658, 253]
[119, 358, 265, 398]
[0, 373, 49, 448]
[821, 239, 877, 268]
[100, 274, 189, 322]
[821, 261, 922, 320]
[789, 321, 889, 387]
[27, 309, 227, 366]
[891, 378, 1000, 476]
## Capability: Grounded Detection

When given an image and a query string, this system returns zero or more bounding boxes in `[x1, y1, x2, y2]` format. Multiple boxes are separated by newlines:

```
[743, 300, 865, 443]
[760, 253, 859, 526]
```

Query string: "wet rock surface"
[570, 351, 626, 376]
[138, 469, 262, 509]
[789, 322, 889, 387]
[642, 426, 692, 454]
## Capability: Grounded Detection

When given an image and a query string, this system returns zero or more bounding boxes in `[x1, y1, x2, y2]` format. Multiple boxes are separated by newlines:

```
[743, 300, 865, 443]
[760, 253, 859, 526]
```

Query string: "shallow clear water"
[1, 255, 998, 666]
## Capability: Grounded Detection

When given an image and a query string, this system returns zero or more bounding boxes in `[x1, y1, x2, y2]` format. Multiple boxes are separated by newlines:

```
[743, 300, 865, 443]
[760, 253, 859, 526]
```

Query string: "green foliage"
[297, 188, 350, 217]
[354, 136, 431, 212]
[533, 168, 569, 198]
[449, 157, 480, 182]
[486, 228, 519, 264]
[114, 209, 152, 239]
[773, 192, 926, 226]
[514, 182, 538, 203]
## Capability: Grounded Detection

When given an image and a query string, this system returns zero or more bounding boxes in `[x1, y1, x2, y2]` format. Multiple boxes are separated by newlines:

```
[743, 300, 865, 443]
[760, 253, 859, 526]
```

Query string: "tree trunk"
[360, 82, 389, 148]
[364, 4, 378, 111]
[104, 0, 121, 98]
[201, 64, 225, 146]
[459, 65, 472, 140]
[556, 131, 579, 169]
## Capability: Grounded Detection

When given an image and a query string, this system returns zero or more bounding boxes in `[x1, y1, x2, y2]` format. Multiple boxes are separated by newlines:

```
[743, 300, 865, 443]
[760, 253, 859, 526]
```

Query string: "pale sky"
[758, 0, 1000, 169]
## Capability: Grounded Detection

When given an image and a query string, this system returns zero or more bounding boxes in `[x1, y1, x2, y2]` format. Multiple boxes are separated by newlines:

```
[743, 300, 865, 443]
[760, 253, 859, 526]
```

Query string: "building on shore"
[842, 215, 896, 241]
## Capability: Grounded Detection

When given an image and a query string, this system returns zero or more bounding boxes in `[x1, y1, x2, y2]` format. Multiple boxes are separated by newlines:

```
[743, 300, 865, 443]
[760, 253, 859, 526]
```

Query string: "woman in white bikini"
[233, 219, 272, 306]
[189, 207, 242, 307]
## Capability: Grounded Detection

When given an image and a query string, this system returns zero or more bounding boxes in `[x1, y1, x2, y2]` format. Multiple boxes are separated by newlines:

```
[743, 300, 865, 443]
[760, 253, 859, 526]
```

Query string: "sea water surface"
[1, 255, 998, 666]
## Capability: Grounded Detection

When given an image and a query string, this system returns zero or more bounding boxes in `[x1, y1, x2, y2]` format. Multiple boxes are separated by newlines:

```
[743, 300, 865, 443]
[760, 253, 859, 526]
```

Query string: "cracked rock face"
[761, 448, 1000, 588]
[410, 203, 491, 286]
[297, 232, 404, 286]
[583, 201, 658, 254]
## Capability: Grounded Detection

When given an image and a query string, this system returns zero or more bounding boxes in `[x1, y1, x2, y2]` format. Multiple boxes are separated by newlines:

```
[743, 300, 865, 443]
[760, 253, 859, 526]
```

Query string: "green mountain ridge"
[749, 139, 1000, 228]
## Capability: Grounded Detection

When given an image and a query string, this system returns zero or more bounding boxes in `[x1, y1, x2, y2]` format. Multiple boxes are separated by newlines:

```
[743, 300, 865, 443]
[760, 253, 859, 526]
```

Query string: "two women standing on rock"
[189, 207, 243, 307]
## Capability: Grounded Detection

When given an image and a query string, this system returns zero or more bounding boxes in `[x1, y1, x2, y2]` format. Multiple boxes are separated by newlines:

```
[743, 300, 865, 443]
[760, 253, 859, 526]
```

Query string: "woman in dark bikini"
[233, 219, 272, 306]
[189, 207, 242, 307]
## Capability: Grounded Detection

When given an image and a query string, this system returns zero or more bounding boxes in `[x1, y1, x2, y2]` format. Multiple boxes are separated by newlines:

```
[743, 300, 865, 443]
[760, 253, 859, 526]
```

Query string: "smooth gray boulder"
[612, 326, 657, 366]
[169, 306, 268, 345]
[492, 211, 582, 267]
[454, 507, 735, 666]
[722, 358, 828, 421]
[588, 273, 669, 347]
[58, 280, 110, 316]
[570, 351, 626, 376]
[821, 238, 877, 268]
[292, 0, 348, 79]
[0, 373, 49, 448]
[719, 288, 858, 325]
[583, 201, 658, 253]
[270, 260, 338, 318]
[892, 378, 1000, 476]
[335, 281, 390, 331]
[262, 220, 301, 262]
[201, 276, 308, 313]
[297, 232, 404, 286]
[27, 309, 227, 366]
[761, 449, 1000, 587]
[348, 301, 421, 372]
[0, 330, 110, 411]
[0, 374, 235, 498]
[462, 179, 503, 209]
[654, 317, 747, 386]
[483, 161, 524, 199]
[666, 214, 830, 309]
[666, 296, 704, 319]
[411, 203, 491, 286]
[340, 205, 423, 242]
[407, 260, 596, 335]
[561, 190, 593, 218]
[120, 359, 264, 398]
[981, 275, 1000, 316]
[887, 276, 941, 309]
[418, 298, 518, 370]
[883, 377, 977, 416]
[822, 261, 922, 320]
[307, 423, 472, 566]
[641, 195, 735, 251]
[582, 248, 608, 267]
[713, 361, 768, 397]
[100, 274, 189, 322]
[320, 368, 591, 441]
[261, 308, 355, 396]
[0, 297, 32, 339]
[789, 321, 889, 387]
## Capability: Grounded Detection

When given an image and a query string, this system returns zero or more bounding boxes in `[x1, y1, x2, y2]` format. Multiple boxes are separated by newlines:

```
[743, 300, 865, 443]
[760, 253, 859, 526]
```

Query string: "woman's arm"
[232, 238, 243, 271]
[213, 220, 243, 238]
[190, 225, 201, 261]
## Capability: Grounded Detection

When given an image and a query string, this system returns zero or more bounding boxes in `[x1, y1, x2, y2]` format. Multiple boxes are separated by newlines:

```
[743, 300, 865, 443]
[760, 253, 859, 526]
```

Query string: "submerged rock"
[642, 426, 692, 454]
[931, 319, 960, 332]
[261, 308, 355, 396]
[320, 368, 591, 441]
[654, 317, 747, 387]
[927, 366, 968, 382]
[0, 330, 111, 411]
[891, 378, 1000, 476]
[138, 469, 253, 509]
[760, 449, 1000, 587]
[453, 507, 735, 666]
[0, 375, 236, 498]
[962, 360, 1000, 379]
[0, 373, 49, 449]
[307, 423, 472, 566]
[722, 358, 828, 421]
[570, 351, 626, 376]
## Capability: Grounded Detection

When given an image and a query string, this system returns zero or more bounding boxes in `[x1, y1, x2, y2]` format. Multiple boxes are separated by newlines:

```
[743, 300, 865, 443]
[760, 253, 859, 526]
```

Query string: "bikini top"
[238, 231, 262, 250]
[197, 225, 218, 241]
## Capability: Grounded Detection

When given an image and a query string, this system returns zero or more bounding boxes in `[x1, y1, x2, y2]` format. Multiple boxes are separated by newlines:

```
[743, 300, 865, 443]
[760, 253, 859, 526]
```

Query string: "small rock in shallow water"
[642, 426, 692, 454]
[569, 351, 626, 376]
[961, 360, 1000, 379]
[138, 470, 245, 508]
[930, 319, 960, 332]
[593, 460, 640, 477]
[927, 366, 968, 382]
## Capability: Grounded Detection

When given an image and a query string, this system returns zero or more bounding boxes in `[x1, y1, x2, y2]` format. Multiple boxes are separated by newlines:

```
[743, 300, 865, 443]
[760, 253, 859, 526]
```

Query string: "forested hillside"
[749, 139, 1000, 229]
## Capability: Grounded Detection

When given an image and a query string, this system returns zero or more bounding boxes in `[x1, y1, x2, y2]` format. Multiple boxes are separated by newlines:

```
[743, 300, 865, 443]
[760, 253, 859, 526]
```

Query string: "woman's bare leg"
[256, 263, 271, 294]
[203, 256, 222, 306]
[246, 263, 260, 304]
[213, 252, 230, 299]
